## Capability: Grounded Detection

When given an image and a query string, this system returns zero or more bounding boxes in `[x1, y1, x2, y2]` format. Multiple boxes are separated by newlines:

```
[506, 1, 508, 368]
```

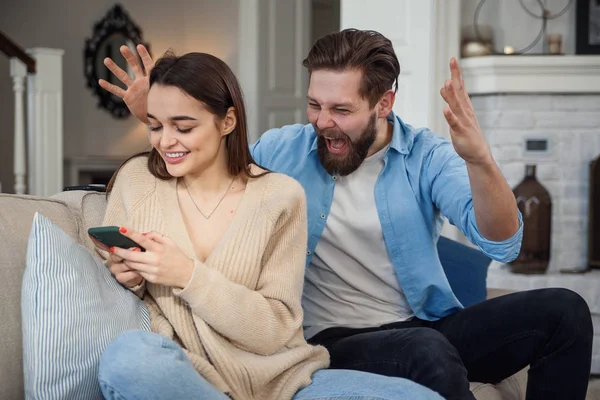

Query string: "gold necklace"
[183, 177, 236, 219]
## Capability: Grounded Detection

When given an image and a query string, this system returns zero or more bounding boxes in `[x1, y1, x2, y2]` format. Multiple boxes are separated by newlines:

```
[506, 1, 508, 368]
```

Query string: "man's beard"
[316, 113, 377, 176]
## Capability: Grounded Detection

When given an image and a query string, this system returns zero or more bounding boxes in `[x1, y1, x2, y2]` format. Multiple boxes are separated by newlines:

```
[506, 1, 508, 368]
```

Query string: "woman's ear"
[221, 107, 237, 136]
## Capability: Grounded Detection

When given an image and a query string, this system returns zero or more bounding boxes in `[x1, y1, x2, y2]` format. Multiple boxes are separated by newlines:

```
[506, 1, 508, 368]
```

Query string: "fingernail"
[110, 247, 115, 253]
[119, 227, 127, 234]
[133, 248, 141, 252]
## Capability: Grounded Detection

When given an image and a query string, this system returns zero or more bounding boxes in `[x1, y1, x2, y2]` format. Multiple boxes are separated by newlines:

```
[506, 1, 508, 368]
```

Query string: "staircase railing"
[1, 29, 64, 196]
[1, 29, 35, 195]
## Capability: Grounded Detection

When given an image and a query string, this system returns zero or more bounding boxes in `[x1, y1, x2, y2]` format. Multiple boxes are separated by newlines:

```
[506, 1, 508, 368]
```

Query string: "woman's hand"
[107, 250, 144, 288]
[110, 227, 195, 289]
[98, 44, 154, 124]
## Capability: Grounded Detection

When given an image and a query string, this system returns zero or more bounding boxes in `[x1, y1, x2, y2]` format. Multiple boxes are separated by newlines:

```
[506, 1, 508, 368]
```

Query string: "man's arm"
[426, 139, 522, 262]
[466, 157, 519, 241]
[439, 57, 519, 241]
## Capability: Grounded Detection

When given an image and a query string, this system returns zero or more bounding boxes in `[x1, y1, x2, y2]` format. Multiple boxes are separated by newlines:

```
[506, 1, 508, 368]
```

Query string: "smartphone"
[88, 226, 145, 252]
[64, 184, 106, 192]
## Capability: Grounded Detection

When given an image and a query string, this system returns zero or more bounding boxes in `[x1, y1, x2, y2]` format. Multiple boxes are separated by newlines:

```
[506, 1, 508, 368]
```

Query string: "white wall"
[461, 0, 576, 55]
[0, 0, 240, 193]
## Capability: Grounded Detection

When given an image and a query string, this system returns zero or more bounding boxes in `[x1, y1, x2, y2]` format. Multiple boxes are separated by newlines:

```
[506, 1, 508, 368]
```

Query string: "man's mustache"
[316, 128, 349, 141]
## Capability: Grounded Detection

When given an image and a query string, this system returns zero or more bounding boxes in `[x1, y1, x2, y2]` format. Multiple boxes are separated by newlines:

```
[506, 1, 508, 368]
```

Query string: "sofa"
[0, 189, 528, 399]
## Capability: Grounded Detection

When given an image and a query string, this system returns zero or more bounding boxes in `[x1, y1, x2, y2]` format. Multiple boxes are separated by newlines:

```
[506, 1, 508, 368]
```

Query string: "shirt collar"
[308, 111, 413, 155]
[309, 130, 318, 154]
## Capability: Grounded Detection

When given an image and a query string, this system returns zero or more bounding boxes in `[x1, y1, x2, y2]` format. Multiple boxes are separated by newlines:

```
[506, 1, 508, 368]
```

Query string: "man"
[101, 29, 592, 400]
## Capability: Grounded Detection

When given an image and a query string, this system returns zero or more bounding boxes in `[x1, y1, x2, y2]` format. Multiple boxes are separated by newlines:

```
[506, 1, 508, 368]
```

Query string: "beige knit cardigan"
[102, 156, 329, 400]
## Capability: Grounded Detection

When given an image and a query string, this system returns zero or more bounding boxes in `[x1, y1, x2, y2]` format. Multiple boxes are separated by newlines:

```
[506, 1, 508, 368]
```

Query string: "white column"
[431, 0, 468, 244]
[237, 0, 260, 143]
[26, 48, 64, 197]
[10, 58, 27, 195]
[430, 0, 461, 140]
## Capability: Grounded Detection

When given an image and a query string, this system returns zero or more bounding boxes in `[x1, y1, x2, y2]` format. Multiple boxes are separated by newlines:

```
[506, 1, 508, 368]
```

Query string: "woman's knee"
[99, 330, 163, 382]
[300, 369, 444, 400]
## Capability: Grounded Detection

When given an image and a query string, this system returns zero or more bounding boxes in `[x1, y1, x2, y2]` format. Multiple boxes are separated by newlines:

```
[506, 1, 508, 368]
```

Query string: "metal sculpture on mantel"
[473, 0, 574, 55]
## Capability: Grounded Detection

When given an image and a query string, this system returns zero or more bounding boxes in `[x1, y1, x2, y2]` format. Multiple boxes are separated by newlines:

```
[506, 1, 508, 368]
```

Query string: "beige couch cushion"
[0, 194, 80, 400]
[495, 367, 528, 399]
[471, 368, 528, 400]
[51, 190, 107, 253]
[471, 382, 505, 400]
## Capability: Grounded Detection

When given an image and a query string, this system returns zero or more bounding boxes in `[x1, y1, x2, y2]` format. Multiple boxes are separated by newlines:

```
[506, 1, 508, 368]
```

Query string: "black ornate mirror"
[84, 4, 150, 118]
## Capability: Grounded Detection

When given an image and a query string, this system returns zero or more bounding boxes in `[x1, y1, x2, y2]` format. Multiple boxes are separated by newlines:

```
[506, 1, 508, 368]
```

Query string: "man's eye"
[335, 109, 349, 114]
[309, 103, 320, 109]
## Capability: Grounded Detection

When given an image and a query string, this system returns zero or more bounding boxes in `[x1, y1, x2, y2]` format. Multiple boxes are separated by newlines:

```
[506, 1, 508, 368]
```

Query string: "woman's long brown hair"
[106, 51, 266, 194]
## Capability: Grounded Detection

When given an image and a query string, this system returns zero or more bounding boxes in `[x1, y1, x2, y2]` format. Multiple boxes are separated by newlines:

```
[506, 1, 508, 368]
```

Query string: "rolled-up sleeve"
[464, 205, 523, 262]
[426, 139, 523, 263]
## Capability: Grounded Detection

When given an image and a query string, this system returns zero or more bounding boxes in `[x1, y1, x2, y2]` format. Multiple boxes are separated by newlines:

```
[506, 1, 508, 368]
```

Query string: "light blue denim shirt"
[251, 112, 523, 320]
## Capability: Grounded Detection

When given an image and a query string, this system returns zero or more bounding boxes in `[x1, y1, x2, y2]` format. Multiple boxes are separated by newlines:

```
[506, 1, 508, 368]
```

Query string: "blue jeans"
[98, 330, 443, 400]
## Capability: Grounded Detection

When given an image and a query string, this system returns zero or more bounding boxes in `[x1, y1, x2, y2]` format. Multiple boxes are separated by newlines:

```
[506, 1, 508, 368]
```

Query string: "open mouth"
[325, 137, 348, 154]
[163, 151, 190, 164]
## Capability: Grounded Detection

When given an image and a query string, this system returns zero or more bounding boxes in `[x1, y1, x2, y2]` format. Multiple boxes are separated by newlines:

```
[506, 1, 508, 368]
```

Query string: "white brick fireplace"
[473, 94, 600, 272]
[462, 55, 600, 372]
[462, 55, 600, 273]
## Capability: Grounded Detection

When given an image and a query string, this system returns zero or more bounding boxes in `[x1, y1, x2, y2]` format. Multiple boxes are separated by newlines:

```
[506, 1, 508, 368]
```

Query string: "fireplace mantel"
[461, 55, 600, 95]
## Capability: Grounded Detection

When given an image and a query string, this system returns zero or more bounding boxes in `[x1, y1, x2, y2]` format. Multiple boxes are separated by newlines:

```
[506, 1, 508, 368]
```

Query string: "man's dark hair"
[302, 29, 401, 107]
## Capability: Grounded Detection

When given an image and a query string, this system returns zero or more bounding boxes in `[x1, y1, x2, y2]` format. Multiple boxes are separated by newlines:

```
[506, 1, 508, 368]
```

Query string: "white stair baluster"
[10, 58, 27, 195]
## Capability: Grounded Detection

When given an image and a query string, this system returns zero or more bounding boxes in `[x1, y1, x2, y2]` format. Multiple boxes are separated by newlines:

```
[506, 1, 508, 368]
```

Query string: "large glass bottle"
[509, 165, 552, 274]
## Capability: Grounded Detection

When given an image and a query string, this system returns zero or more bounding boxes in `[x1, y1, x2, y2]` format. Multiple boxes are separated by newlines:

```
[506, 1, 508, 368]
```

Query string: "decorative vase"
[509, 165, 552, 274]
[589, 156, 600, 269]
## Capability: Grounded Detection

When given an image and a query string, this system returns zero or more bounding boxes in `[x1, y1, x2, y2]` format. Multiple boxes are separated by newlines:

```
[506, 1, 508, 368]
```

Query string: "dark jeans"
[308, 288, 593, 400]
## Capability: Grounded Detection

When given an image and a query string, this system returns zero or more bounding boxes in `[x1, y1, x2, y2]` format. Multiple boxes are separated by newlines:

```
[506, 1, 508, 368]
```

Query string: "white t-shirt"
[302, 143, 414, 339]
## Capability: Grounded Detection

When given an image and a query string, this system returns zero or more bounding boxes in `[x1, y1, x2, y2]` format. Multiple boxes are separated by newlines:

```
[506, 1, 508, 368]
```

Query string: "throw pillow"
[21, 213, 150, 400]
[437, 236, 491, 307]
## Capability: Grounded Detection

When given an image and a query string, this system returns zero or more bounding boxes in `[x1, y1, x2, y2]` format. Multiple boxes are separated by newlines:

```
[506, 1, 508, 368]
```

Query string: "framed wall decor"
[576, 0, 600, 54]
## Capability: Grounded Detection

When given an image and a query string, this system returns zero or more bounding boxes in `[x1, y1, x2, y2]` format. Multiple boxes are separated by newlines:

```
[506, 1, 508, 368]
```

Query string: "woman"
[97, 46, 442, 400]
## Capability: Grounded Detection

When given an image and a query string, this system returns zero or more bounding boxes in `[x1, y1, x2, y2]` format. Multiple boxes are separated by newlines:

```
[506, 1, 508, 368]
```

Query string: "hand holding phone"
[95, 227, 194, 289]
[88, 226, 145, 288]
[88, 226, 146, 252]
[108, 255, 144, 288]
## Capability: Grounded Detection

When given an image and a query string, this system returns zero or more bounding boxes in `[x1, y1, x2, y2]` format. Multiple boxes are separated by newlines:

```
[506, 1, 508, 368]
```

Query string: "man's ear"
[377, 90, 395, 118]
[221, 107, 237, 136]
